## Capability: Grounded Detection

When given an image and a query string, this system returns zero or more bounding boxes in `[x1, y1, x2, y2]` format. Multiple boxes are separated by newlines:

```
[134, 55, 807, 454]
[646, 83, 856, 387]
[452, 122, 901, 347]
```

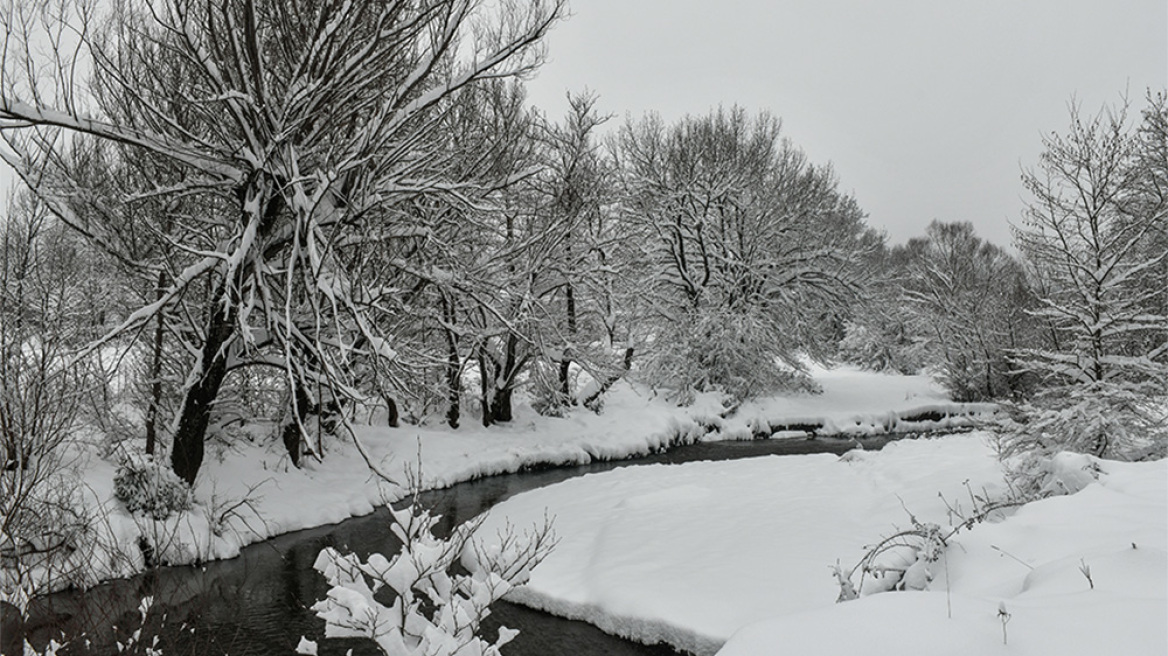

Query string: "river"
[21, 435, 901, 656]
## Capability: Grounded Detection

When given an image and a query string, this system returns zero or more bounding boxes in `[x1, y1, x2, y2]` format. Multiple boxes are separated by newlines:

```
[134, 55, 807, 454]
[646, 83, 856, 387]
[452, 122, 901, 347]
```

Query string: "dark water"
[21, 435, 897, 656]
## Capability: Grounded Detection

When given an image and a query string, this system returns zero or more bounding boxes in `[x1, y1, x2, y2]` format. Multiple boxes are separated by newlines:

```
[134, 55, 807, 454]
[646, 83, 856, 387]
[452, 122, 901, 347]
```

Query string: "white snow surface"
[471, 435, 1167, 656]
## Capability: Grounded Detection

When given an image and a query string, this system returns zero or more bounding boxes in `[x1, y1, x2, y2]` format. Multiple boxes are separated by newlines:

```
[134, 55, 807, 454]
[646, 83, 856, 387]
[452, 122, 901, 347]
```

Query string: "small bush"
[999, 450, 1103, 499]
[114, 455, 191, 520]
[834, 482, 1028, 601]
[310, 500, 556, 656]
[529, 361, 570, 418]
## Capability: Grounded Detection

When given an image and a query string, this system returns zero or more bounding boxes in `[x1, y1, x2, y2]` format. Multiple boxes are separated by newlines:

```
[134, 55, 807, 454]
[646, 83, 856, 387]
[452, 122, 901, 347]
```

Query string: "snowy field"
[472, 434, 1167, 656]
[66, 365, 983, 580]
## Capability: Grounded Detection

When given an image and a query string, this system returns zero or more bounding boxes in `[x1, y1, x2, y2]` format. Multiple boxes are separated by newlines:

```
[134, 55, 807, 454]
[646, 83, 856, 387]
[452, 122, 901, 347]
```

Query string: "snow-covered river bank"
[13, 367, 1163, 656]
[476, 432, 1166, 656]
[23, 434, 899, 656]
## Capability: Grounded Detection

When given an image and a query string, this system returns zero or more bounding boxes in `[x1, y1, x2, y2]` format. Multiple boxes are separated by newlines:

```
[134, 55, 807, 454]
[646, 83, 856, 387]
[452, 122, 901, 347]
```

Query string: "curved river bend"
[24, 435, 903, 656]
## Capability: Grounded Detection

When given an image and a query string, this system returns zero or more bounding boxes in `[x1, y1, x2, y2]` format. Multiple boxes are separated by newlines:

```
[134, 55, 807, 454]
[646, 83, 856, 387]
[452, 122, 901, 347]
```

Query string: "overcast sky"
[524, 0, 1168, 247]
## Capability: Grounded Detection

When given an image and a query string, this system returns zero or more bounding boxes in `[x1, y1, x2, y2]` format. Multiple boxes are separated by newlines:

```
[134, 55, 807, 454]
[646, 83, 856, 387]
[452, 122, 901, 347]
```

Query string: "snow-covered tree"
[898, 221, 1038, 401]
[1124, 92, 1168, 362]
[405, 87, 625, 426]
[836, 237, 931, 376]
[1, 194, 98, 593]
[1010, 96, 1168, 458]
[615, 107, 868, 401]
[1016, 100, 1167, 386]
[1, 0, 567, 483]
[521, 91, 625, 415]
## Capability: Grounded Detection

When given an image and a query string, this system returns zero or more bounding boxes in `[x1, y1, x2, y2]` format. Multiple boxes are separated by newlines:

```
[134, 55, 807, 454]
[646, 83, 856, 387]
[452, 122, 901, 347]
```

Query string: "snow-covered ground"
[472, 435, 1167, 656]
[9, 363, 1165, 656]
[56, 365, 983, 582]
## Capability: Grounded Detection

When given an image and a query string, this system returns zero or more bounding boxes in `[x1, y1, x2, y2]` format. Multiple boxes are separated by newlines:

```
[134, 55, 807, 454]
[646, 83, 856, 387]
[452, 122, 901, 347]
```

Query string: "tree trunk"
[441, 295, 461, 429]
[558, 283, 577, 403]
[490, 386, 514, 423]
[583, 347, 634, 410]
[282, 381, 313, 468]
[170, 302, 234, 486]
[478, 351, 492, 427]
[445, 349, 461, 429]
[384, 394, 399, 428]
[479, 334, 524, 425]
[144, 270, 166, 456]
[490, 333, 523, 422]
[558, 359, 571, 403]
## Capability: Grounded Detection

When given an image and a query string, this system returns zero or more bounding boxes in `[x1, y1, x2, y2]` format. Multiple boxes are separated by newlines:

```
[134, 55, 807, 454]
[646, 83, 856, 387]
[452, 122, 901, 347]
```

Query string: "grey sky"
[524, 0, 1168, 247]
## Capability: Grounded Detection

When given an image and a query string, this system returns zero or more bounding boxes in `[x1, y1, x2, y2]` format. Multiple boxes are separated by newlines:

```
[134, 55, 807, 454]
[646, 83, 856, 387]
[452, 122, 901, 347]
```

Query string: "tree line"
[843, 94, 1167, 458]
[1, 0, 1164, 495]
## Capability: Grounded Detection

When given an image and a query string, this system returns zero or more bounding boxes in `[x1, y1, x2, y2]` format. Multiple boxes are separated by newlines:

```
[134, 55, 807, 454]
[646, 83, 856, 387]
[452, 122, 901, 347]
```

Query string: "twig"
[1078, 558, 1093, 589]
[998, 602, 1011, 645]
[990, 544, 1033, 570]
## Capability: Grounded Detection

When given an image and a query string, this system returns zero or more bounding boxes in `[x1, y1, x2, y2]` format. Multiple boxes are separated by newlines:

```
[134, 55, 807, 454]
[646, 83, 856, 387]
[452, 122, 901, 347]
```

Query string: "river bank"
[6, 365, 994, 597]
[477, 433, 1167, 656]
[17, 435, 906, 656]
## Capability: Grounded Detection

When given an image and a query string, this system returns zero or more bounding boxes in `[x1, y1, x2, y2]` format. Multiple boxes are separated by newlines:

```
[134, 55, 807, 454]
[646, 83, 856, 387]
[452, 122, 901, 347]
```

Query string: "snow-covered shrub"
[1001, 381, 1167, 460]
[310, 501, 555, 656]
[642, 306, 820, 404]
[529, 361, 569, 418]
[113, 455, 191, 520]
[998, 450, 1103, 500]
[834, 482, 1027, 601]
[0, 464, 91, 610]
[836, 516, 947, 597]
[837, 319, 925, 375]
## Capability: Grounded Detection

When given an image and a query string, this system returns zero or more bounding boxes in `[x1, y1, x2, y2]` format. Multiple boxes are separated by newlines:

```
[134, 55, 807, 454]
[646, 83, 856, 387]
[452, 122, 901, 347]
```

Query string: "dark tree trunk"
[583, 347, 635, 410]
[445, 352, 461, 429]
[479, 336, 523, 425]
[144, 270, 167, 456]
[441, 295, 461, 429]
[488, 333, 523, 423]
[171, 302, 234, 486]
[558, 359, 572, 402]
[478, 351, 492, 427]
[282, 381, 313, 468]
[558, 284, 577, 404]
[387, 397, 400, 427]
[171, 180, 285, 485]
[490, 386, 514, 423]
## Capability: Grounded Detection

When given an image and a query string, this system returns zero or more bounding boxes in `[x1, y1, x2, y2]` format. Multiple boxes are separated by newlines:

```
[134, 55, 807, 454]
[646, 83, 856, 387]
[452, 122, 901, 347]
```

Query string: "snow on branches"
[310, 502, 556, 656]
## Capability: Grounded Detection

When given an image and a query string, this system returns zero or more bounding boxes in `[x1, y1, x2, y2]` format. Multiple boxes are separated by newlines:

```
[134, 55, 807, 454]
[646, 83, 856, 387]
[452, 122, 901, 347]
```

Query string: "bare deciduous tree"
[1, 0, 567, 484]
[1010, 95, 1168, 458]
[899, 221, 1037, 401]
[1015, 99, 1167, 386]
[615, 107, 868, 401]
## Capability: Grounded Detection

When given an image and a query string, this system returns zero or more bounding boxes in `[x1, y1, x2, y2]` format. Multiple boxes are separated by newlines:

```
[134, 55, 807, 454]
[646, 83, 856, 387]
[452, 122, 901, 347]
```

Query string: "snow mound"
[718, 457, 1167, 656]
[471, 434, 1011, 655]
[471, 435, 1165, 656]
